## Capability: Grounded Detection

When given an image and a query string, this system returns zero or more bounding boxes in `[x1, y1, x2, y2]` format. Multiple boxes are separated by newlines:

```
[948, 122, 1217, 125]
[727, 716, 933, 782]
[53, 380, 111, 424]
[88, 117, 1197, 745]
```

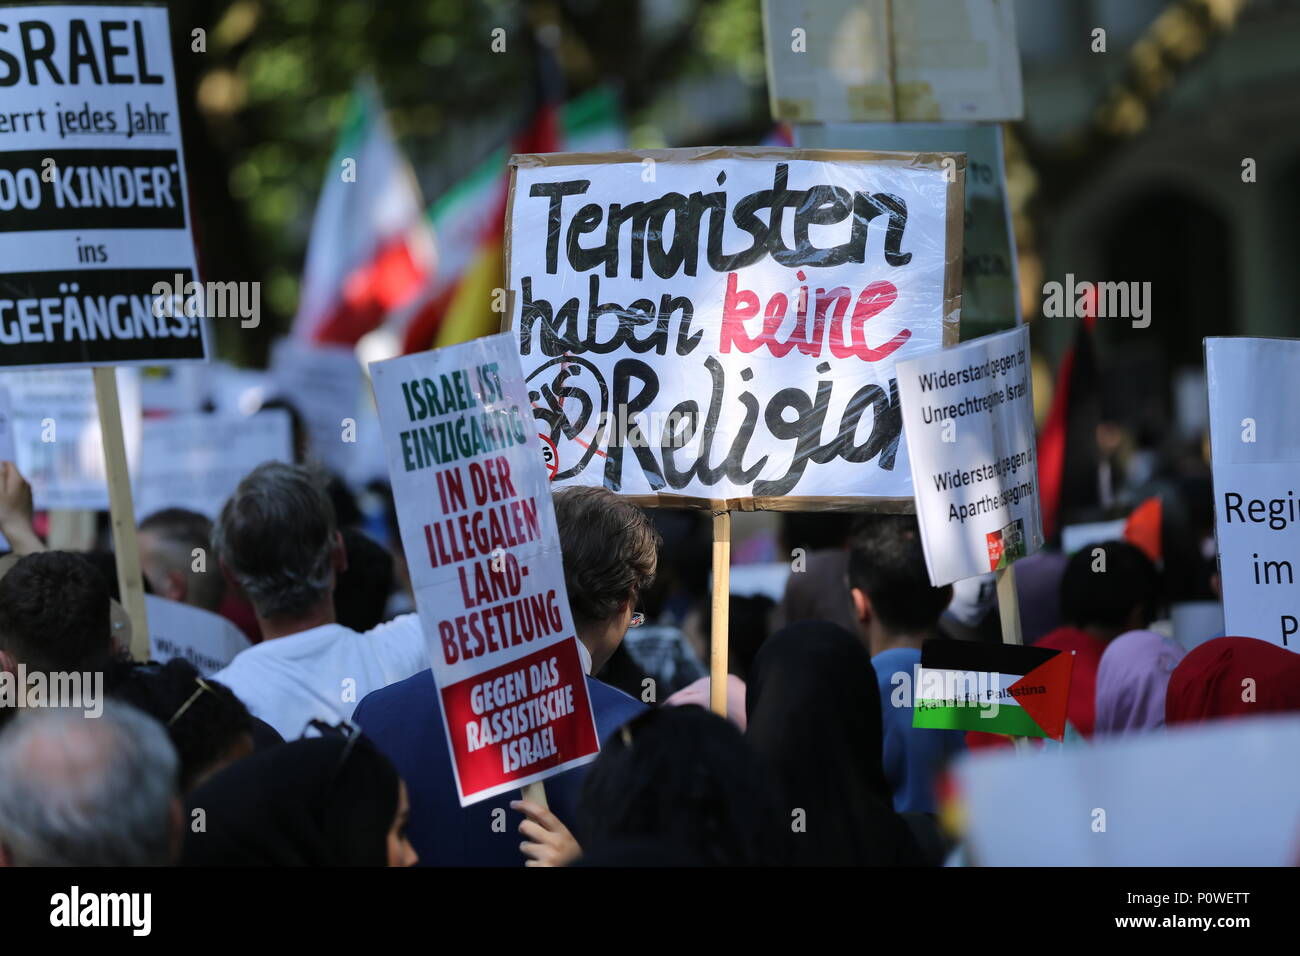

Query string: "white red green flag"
[291, 81, 436, 347]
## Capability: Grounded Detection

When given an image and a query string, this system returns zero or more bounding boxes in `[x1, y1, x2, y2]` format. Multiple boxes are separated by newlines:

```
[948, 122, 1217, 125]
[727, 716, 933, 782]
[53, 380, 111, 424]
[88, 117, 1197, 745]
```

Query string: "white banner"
[507, 147, 961, 507]
[1206, 336, 1300, 651]
[0, 366, 141, 509]
[896, 325, 1042, 585]
[134, 409, 293, 520]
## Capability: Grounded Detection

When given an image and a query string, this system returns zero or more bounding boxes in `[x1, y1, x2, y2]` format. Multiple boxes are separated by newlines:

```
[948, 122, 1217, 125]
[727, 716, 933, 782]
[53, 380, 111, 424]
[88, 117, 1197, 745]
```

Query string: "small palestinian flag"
[912, 639, 1073, 740]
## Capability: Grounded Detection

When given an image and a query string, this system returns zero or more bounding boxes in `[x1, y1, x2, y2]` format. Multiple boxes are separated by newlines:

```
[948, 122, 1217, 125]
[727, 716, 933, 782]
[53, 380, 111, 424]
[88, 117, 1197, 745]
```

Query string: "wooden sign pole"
[710, 510, 731, 717]
[995, 564, 1022, 646]
[995, 564, 1032, 752]
[520, 780, 548, 809]
[93, 367, 149, 661]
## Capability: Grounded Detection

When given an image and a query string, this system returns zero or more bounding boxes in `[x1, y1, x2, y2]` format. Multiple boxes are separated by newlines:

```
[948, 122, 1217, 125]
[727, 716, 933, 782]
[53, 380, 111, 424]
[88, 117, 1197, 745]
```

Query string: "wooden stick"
[995, 565, 1023, 645]
[995, 564, 1033, 751]
[884, 0, 899, 122]
[710, 510, 731, 717]
[93, 367, 149, 661]
[520, 779, 548, 810]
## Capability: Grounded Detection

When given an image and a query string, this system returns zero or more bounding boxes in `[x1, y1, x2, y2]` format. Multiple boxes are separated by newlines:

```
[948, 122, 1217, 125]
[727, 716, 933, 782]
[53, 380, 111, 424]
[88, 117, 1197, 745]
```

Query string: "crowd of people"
[0, 445, 1297, 868]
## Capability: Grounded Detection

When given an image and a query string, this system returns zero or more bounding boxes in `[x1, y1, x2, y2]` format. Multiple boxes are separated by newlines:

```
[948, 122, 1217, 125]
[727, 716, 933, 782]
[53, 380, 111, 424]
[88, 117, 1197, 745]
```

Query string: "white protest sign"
[134, 409, 293, 520]
[1206, 336, 1300, 650]
[0, 366, 141, 509]
[270, 337, 362, 475]
[896, 325, 1043, 586]
[762, 0, 1023, 123]
[145, 594, 251, 677]
[0, 385, 15, 462]
[507, 147, 962, 508]
[371, 332, 600, 805]
[0, 4, 207, 369]
[960, 714, 1300, 865]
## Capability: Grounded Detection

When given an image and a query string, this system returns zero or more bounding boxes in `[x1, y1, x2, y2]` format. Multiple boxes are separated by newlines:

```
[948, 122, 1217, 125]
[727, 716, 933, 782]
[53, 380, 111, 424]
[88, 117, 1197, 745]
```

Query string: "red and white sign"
[370, 332, 599, 804]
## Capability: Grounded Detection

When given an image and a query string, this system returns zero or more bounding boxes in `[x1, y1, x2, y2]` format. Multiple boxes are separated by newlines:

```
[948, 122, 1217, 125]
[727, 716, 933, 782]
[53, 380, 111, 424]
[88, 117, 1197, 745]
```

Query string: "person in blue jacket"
[353, 486, 659, 866]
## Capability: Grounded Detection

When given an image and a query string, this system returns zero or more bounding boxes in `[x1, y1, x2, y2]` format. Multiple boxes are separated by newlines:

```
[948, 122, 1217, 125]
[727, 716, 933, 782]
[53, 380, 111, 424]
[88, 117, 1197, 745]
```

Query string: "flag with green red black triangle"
[912, 638, 1073, 740]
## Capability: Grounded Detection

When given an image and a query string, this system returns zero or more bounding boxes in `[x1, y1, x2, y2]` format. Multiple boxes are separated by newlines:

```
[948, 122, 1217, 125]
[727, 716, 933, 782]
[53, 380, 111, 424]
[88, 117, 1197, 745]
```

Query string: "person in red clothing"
[969, 540, 1161, 749]
[1165, 636, 1300, 724]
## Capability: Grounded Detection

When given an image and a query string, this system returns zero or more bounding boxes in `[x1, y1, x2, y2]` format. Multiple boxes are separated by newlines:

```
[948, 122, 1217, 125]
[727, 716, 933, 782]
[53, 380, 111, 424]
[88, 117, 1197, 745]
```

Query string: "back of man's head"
[552, 487, 659, 629]
[0, 702, 178, 865]
[139, 508, 224, 612]
[1060, 539, 1161, 632]
[213, 462, 337, 620]
[0, 551, 112, 674]
[847, 514, 951, 635]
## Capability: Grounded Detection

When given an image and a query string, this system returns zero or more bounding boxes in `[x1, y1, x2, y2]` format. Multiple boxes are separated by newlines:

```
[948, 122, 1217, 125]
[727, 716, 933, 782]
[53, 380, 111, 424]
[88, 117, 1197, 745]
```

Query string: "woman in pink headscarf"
[1094, 630, 1186, 736]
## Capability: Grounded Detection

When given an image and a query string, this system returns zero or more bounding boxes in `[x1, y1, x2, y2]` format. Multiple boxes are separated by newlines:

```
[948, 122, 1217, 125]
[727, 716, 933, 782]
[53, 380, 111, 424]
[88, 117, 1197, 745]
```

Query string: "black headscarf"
[746, 620, 922, 866]
[182, 736, 400, 866]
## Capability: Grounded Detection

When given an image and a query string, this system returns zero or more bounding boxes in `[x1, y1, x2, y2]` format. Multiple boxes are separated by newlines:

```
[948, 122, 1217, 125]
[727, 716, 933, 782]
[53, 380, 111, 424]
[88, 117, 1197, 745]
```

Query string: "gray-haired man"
[0, 702, 180, 866]
[210, 462, 428, 738]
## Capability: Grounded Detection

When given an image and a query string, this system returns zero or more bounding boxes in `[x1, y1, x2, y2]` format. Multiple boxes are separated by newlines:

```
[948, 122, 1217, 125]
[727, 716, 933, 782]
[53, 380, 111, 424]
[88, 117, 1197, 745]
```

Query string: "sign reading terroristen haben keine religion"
[505, 147, 963, 509]
[371, 333, 600, 805]
[1206, 336, 1300, 651]
[895, 325, 1043, 586]
[0, 3, 206, 369]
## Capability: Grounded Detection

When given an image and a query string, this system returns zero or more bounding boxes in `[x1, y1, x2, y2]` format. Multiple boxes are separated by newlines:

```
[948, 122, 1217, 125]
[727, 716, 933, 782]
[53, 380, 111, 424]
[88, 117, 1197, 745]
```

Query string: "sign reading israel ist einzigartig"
[0, 4, 207, 369]
[505, 147, 963, 509]
[371, 333, 600, 805]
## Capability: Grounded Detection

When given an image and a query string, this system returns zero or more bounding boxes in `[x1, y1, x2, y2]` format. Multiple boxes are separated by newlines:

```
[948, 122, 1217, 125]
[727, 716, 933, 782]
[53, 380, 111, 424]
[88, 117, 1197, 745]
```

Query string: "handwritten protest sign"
[505, 146, 962, 509]
[0, 3, 206, 369]
[795, 123, 1019, 340]
[896, 325, 1042, 586]
[1206, 337, 1300, 650]
[371, 333, 599, 805]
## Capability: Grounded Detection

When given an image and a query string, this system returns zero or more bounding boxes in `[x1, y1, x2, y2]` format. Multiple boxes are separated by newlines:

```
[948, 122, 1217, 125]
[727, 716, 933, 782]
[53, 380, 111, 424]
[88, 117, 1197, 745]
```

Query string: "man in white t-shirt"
[211, 462, 427, 739]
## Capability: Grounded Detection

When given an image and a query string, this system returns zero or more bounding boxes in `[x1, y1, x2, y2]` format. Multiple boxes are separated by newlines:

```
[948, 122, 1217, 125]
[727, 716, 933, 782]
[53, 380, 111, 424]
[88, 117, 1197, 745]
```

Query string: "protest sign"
[270, 338, 362, 476]
[505, 146, 963, 509]
[139, 363, 211, 414]
[370, 332, 600, 805]
[145, 594, 251, 677]
[0, 367, 141, 509]
[134, 409, 293, 520]
[960, 714, 1300, 865]
[0, 4, 206, 370]
[1205, 336, 1300, 651]
[794, 123, 1018, 339]
[913, 637, 1072, 740]
[896, 325, 1043, 588]
[762, 0, 1023, 123]
[0, 384, 14, 462]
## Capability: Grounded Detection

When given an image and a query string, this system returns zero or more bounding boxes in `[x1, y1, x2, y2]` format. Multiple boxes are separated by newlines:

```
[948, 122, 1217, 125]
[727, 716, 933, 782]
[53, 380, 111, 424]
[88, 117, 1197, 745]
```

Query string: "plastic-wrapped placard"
[504, 147, 963, 510]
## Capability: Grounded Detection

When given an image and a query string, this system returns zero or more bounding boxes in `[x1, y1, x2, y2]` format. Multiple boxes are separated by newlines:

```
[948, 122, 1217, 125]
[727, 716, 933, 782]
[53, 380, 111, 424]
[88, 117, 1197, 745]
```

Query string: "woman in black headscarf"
[746, 620, 924, 866]
[181, 733, 417, 867]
